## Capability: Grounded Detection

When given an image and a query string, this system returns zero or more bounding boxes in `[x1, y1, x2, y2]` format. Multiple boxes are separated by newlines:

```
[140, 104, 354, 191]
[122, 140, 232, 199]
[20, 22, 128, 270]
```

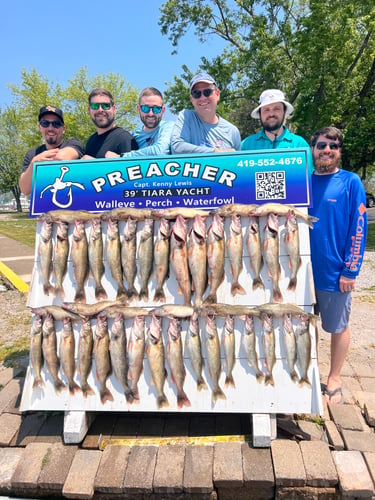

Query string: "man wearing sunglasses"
[309, 126, 367, 405]
[105, 87, 174, 158]
[19, 105, 84, 195]
[171, 72, 241, 154]
[241, 89, 312, 170]
[82, 88, 138, 159]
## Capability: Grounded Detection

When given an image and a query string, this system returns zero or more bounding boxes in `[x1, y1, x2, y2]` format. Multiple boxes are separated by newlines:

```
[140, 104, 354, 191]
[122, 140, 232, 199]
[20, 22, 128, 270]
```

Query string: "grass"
[0, 336, 29, 367]
[1, 212, 374, 250]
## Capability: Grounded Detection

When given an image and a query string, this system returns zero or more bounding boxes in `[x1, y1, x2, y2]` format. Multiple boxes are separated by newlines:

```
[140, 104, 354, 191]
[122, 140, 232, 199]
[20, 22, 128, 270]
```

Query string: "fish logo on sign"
[39, 166, 85, 208]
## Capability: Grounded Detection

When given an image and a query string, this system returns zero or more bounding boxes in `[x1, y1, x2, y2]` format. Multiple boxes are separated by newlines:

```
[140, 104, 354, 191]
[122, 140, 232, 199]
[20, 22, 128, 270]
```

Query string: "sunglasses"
[316, 141, 340, 150]
[191, 88, 215, 99]
[39, 120, 63, 129]
[89, 102, 112, 111]
[140, 105, 163, 114]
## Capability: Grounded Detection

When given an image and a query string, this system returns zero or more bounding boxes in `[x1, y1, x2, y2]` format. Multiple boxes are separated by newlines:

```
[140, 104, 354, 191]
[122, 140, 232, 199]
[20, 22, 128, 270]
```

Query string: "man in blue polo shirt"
[241, 89, 310, 151]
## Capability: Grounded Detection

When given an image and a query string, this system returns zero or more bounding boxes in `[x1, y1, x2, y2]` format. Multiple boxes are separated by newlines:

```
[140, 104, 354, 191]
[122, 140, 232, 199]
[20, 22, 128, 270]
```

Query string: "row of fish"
[37, 203, 312, 306]
[30, 302, 313, 408]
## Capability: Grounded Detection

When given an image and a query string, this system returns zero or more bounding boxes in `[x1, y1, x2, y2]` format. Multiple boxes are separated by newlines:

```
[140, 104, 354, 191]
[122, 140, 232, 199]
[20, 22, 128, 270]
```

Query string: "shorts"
[314, 290, 352, 334]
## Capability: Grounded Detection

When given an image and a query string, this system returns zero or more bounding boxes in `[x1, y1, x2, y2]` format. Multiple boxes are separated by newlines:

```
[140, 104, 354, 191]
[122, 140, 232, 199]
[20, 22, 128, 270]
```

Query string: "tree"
[159, 0, 375, 180]
[0, 68, 140, 210]
[0, 107, 25, 211]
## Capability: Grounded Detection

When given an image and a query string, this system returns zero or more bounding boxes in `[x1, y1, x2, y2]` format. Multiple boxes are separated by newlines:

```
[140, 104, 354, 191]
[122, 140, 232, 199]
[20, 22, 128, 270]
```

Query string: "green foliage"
[0, 67, 140, 209]
[159, 0, 375, 179]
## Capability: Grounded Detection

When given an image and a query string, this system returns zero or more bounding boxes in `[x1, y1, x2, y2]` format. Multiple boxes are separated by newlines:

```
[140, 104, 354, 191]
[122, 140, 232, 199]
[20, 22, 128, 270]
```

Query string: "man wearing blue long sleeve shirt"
[106, 87, 174, 158]
[171, 72, 241, 154]
[309, 126, 367, 404]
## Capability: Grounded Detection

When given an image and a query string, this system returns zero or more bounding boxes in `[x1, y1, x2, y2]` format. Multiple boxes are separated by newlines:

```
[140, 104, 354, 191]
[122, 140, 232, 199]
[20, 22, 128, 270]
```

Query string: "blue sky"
[2, 0, 225, 119]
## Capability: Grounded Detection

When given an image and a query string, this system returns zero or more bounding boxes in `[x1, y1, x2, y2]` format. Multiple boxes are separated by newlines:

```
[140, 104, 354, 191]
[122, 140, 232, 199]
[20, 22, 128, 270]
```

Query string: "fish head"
[171, 215, 187, 242]
[158, 218, 170, 239]
[191, 215, 206, 241]
[209, 214, 224, 240]
[148, 315, 162, 343]
[265, 212, 279, 234]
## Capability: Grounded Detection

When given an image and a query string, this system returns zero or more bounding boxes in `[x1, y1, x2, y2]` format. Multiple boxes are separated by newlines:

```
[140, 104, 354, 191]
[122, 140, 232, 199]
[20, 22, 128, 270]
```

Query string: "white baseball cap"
[190, 73, 217, 91]
[251, 89, 294, 119]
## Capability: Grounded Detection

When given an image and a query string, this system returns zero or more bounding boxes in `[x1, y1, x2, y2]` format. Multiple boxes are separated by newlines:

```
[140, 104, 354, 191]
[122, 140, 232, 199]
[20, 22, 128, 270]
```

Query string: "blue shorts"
[314, 290, 352, 334]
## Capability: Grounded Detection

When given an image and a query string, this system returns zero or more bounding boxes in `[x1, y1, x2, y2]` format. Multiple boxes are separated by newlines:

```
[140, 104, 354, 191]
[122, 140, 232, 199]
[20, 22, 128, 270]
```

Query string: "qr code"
[255, 171, 286, 200]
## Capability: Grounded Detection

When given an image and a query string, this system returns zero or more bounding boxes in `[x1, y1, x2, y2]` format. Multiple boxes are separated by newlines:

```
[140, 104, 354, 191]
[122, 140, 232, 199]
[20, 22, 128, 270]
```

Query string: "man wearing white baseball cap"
[171, 72, 241, 154]
[241, 89, 310, 153]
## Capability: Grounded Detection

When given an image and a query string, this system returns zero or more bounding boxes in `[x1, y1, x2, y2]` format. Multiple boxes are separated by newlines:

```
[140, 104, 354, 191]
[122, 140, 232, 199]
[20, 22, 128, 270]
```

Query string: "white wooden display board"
[20, 210, 323, 444]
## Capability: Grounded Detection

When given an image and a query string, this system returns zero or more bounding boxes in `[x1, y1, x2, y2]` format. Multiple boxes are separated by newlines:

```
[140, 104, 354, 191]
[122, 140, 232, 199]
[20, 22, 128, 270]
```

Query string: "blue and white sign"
[30, 148, 312, 217]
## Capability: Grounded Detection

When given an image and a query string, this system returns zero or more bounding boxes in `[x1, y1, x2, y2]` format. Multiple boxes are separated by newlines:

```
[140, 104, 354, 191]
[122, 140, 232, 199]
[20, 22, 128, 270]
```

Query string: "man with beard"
[82, 88, 138, 159]
[241, 89, 311, 161]
[105, 87, 174, 158]
[19, 105, 84, 195]
[171, 72, 241, 154]
[309, 126, 367, 405]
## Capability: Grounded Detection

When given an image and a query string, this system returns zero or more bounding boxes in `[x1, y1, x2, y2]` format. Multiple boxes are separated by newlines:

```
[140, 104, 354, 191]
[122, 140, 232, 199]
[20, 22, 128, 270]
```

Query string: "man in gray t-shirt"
[171, 73, 241, 154]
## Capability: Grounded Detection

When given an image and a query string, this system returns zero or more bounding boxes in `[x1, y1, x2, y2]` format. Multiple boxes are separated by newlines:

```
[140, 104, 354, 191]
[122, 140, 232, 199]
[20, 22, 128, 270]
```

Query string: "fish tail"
[81, 383, 95, 398]
[290, 371, 299, 383]
[252, 277, 265, 291]
[139, 287, 149, 301]
[307, 215, 319, 228]
[231, 282, 246, 297]
[68, 381, 81, 395]
[197, 377, 208, 391]
[264, 374, 275, 386]
[287, 278, 297, 291]
[54, 378, 66, 394]
[153, 288, 166, 303]
[272, 287, 283, 303]
[126, 286, 139, 302]
[32, 376, 45, 390]
[299, 376, 312, 388]
[131, 386, 140, 403]
[224, 374, 236, 388]
[100, 387, 114, 404]
[177, 391, 191, 409]
[255, 371, 265, 384]
[43, 283, 54, 296]
[157, 393, 169, 409]
[74, 288, 86, 304]
[95, 285, 108, 300]
[116, 287, 128, 301]
[212, 386, 226, 403]
[203, 293, 217, 305]
[124, 387, 134, 404]
[54, 285, 65, 299]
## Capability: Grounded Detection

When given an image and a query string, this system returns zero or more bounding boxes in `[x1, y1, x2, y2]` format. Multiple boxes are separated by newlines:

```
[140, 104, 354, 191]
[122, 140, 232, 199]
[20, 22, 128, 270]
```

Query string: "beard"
[92, 114, 115, 129]
[313, 156, 340, 174]
[45, 136, 58, 145]
[261, 117, 283, 132]
[141, 114, 162, 130]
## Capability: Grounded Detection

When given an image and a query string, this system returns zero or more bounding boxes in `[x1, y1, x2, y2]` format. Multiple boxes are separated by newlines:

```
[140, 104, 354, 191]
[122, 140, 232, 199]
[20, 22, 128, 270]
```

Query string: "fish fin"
[54, 378, 66, 394]
[138, 287, 149, 301]
[177, 391, 191, 408]
[124, 388, 134, 404]
[95, 285, 108, 300]
[224, 374, 236, 388]
[32, 376, 45, 390]
[255, 372, 265, 383]
[153, 288, 166, 303]
[290, 371, 299, 383]
[212, 387, 226, 403]
[197, 377, 208, 391]
[307, 215, 319, 228]
[100, 387, 114, 404]
[287, 278, 297, 291]
[252, 277, 265, 291]
[116, 287, 129, 301]
[299, 377, 312, 388]
[81, 383, 95, 397]
[126, 286, 139, 301]
[264, 374, 275, 386]
[74, 288, 86, 304]
[231, 282, 246, 297]
[68, 381, 81, 395]
[272, 287, 283, 303]
[43, 283, 54, 296]
[203, 294, 217, 305]
[157, 394, 169, 409]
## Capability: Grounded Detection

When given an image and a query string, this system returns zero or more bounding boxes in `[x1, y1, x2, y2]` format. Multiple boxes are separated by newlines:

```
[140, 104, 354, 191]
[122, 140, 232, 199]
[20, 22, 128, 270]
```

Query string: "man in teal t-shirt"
[241, 89, 311, 164]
